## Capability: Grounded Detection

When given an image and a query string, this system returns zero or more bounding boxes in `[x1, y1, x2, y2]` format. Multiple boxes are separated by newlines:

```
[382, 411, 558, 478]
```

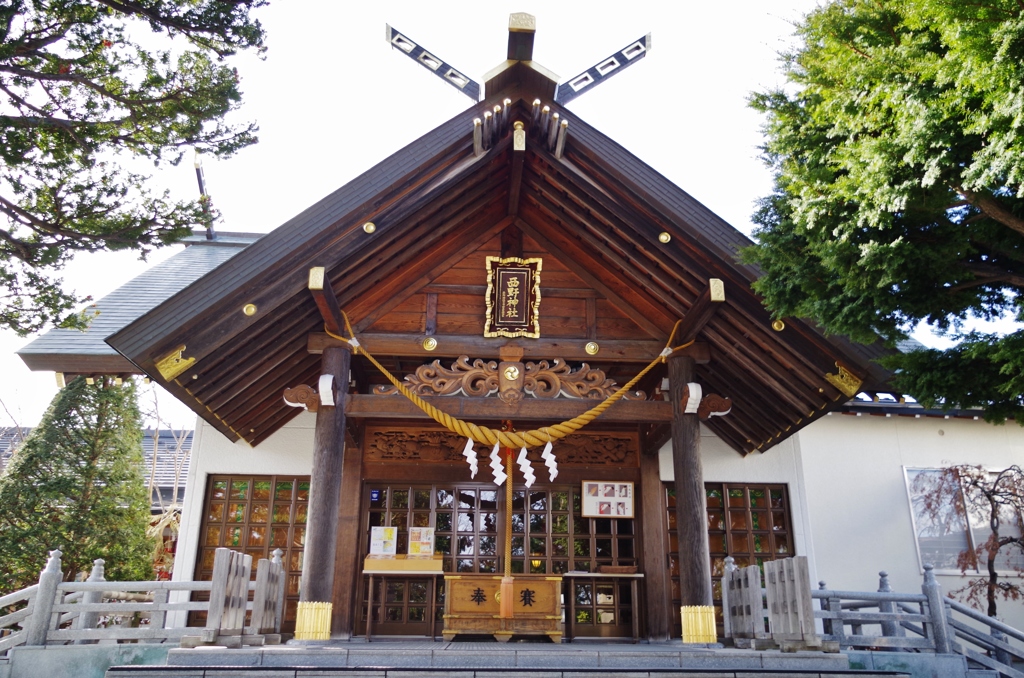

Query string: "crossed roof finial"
[385, 13, 651, 104]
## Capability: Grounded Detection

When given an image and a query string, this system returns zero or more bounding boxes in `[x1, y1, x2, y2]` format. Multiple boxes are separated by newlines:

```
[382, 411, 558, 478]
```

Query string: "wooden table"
[563, 572, 644, 643]
[363, 569, 444, 642]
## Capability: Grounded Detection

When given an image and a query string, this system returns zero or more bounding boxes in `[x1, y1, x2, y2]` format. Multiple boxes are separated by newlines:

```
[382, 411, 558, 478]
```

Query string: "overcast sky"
[0, 1, 843, 429]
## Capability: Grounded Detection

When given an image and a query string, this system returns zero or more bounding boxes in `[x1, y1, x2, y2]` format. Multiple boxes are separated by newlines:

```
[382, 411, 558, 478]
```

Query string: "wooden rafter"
[308, 266, 346, 336]
[514, 216, 671, 339]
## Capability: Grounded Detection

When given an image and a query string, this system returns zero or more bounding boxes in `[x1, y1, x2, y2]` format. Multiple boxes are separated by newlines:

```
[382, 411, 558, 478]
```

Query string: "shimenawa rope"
[324, 315, 690, 449]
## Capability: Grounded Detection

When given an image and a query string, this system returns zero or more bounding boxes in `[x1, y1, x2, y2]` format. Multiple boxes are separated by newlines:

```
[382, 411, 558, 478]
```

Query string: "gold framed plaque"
[484, 256, 542, 338]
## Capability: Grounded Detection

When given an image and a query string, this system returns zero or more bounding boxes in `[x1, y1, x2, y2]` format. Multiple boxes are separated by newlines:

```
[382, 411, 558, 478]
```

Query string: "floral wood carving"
[282, 384, 319, 412]
[374, 356, 499, 397]
[365, 428, 637, 467]
[373, 355, 646, 400]
[367, 429, 466, 463]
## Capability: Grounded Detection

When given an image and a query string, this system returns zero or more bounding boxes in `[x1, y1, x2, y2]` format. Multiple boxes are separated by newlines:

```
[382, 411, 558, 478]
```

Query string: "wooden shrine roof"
[18, 234, 258, 375]
[101, 64, 893, 454]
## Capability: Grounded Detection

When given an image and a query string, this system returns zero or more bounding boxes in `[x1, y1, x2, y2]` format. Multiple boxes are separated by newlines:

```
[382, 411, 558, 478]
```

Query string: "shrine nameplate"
[443, 574, 562, 642]
[484, 256, 542, 339]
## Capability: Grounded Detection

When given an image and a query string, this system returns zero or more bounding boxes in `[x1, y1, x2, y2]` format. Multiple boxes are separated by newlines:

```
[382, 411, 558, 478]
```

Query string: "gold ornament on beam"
[824, 362, 863, 398]
[154, 345, 195, 381]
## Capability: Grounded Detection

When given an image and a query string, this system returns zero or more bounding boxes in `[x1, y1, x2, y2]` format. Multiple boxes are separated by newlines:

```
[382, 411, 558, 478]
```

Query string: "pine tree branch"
[958, 187, 1024, 236]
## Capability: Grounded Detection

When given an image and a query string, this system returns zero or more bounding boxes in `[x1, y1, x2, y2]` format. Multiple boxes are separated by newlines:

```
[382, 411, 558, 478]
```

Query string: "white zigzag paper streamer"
[516, 447, 536, 488]
[540, 441, 558, 482]
[489, 442, 506, 486]
[462, 438, 478, 479]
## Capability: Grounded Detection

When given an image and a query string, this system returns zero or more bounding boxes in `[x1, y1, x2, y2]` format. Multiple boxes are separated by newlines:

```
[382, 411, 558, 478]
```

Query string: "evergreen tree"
[0, 0, 267, 335]
[0, 376, 154, 593]
[745, 0, 1024, 421]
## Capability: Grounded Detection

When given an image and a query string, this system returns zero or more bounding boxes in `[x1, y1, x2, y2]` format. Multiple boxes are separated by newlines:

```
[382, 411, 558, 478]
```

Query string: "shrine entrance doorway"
[354, 480, 642, 638]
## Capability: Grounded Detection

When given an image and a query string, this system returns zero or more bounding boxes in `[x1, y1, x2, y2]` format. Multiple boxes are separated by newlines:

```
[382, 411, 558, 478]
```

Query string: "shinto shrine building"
[18, 14, 1024, 640]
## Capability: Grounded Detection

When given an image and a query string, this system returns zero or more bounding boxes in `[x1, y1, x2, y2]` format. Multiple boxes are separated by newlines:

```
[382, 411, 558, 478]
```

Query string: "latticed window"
[664, 482, 794, 633]
[359, 483, 637, 635]
[363, 484, 635, 575]
[193, 475, 309, 630]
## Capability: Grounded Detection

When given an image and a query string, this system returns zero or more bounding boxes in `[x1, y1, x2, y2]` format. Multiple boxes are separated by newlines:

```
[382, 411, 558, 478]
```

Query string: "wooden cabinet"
[443, 574, 562, 642]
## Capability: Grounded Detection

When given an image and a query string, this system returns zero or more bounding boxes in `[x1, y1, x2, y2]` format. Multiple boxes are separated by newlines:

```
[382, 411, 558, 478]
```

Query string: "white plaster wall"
[172, 412, 316, 585]
[659, 414, 1024, 627]
[796, 413, 1024, 627]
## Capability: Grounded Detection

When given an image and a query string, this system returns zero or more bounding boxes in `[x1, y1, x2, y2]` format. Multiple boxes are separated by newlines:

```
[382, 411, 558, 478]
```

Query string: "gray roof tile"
[18, 235, 256, 361]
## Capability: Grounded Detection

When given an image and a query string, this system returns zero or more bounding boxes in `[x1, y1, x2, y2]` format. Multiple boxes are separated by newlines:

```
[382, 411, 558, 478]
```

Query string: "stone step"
[107, 670, 910, 678]
[151, 643, 856, 673]
[103, 643, 916, 678]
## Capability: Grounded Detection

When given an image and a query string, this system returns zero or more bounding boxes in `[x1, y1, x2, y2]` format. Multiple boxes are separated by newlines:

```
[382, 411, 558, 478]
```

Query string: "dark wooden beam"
[125, 116, 484, 372]
[539, 145, 892, 387]
[507, 123, 525, 218]
[639, 422, 672, 456]
[522, 164, 694, 317]
[353, 212, 513, 332]
[187, 301, 316, 396]
[344, 393, 672, 422]
[501, 225, 523, 258]
[671, 280, 725, 348]
[309, 332, 709, 364]
[347, 171, 511, 328]
[422, 284, 600, 299]
[301, 346, 350, 604]
[308, 266, 346, 336]
[668, 354, 712, 607]
[514, 217, 672, 339]
[203, 334, 311, 412]
[586, 297, 597, 341]
[639, 445, 672, 641]
[331, 422, 364, 637]
[424, 293, 438, 336]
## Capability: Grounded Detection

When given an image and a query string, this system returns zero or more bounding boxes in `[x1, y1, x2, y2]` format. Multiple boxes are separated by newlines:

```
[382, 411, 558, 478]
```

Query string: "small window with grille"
[665, 482, 794, 635]
[193, 475, 309, 631]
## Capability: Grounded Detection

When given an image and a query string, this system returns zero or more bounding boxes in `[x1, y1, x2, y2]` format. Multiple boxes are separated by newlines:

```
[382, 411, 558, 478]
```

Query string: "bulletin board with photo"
[581, 481, 634, 518]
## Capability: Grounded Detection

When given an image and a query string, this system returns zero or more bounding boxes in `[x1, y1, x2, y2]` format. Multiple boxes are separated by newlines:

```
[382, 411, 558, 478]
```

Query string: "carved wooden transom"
[373, 355, 646, 404]
[365, 427, 638, 467]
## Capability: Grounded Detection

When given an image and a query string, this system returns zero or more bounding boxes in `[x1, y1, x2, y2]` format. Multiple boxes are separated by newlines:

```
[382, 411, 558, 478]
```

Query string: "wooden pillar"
[668, 354, 713, 607]
[639, 447, 672, 641]
[330, 423, 364, 638]
[300, 345, 350, 604]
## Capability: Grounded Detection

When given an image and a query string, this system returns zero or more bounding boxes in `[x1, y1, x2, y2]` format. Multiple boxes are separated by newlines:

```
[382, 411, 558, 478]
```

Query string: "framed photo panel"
[581, 481, 634, 518]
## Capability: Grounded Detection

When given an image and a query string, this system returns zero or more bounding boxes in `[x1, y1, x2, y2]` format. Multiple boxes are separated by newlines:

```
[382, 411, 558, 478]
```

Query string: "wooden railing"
[0, 547, 284, 654]
[725, 556, 1024, 678]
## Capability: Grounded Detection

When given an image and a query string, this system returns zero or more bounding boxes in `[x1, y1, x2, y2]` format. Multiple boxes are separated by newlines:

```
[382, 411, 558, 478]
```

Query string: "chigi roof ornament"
[385, 13, 651, 104]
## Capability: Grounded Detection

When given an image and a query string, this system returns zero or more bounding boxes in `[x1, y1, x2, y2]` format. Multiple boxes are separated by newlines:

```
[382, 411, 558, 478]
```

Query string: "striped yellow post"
[294, 601, 332, 640]
[680, 605, 717, 644]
